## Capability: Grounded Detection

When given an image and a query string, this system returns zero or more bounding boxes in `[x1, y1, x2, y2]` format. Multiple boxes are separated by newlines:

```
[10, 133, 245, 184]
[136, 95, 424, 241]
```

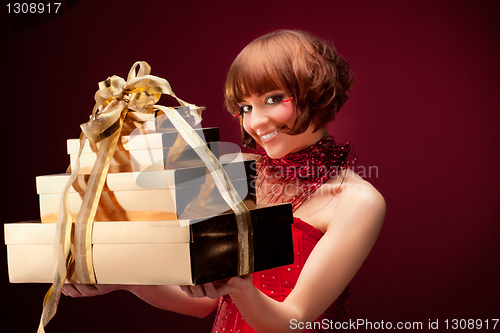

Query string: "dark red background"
[1, 1, 499, 332]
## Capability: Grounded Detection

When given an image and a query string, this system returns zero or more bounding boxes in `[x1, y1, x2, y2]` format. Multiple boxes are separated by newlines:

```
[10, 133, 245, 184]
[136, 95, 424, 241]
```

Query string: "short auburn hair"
[225, 29, 354, 149]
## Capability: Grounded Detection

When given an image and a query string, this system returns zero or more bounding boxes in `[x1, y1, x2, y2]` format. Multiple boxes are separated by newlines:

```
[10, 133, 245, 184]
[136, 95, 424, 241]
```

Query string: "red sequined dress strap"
[211, 217, 349, 333]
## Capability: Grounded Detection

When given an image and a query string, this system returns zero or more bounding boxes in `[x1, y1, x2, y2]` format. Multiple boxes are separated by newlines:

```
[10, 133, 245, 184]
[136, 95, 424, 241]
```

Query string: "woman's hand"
[62, 284, 124, 298]
[180, 274, 253, 299]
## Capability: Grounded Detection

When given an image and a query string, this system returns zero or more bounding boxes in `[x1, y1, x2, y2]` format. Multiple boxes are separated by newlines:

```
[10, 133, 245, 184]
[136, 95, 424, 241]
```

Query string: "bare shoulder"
[337, 169, 386, 212]
[296, 169, 386, 232]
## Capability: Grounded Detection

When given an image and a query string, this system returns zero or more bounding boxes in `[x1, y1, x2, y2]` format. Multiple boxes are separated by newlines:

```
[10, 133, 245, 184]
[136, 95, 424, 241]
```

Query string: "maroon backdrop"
[1, 1, 499, 332]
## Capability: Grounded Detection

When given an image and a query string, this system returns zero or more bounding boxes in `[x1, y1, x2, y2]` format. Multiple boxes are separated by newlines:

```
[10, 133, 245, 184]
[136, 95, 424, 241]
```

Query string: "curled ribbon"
[38, 61, 253, 332]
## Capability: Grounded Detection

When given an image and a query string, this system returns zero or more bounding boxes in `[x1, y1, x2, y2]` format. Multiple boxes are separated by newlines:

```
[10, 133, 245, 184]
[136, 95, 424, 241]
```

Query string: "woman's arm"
[63, 284, 218, 318]
[183, 179, 386, 332]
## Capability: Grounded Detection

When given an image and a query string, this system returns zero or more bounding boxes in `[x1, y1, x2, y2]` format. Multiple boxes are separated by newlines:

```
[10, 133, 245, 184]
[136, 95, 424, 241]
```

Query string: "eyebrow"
[261, 90, 284, 97]
[237, 90, 287, 105]
[241, 90, 285, 102]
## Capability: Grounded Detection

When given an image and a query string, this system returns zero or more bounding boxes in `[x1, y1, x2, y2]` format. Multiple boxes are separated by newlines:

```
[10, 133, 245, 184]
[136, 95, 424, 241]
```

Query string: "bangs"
[225, 41, 291, 114]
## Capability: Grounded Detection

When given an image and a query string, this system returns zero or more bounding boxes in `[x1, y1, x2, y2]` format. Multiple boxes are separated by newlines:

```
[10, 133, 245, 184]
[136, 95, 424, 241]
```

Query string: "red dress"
[211, 217, 349, 333]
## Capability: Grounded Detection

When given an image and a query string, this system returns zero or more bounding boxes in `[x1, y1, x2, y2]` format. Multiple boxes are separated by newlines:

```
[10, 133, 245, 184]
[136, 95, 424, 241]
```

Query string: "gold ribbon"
[38, 61, 253, 332]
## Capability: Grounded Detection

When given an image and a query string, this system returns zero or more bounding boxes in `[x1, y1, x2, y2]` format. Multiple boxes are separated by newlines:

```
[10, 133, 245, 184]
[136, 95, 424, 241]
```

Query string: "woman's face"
[240, 91, 325, 158]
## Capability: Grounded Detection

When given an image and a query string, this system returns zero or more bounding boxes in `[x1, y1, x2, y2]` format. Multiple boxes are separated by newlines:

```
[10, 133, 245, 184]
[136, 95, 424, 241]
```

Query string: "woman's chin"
[263, 149, 287, 159]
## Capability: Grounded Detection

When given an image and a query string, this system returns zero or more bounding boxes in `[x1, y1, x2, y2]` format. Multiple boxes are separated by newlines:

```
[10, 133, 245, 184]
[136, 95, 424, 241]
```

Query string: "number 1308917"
[6, 3, 61, 14]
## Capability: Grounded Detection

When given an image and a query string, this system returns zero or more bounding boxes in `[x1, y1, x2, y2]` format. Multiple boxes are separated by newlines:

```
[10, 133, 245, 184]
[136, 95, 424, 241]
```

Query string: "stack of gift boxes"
[5, 107, 294, 286]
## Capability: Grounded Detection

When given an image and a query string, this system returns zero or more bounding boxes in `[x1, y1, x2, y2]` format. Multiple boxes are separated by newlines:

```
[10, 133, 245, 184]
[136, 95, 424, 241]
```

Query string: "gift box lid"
[67, 127, 220, 154]
[4, 220, 191, 245]
[90, 203, 292, 245]
[36, 160, 255, 194]
[4, 222, 54, 245]
[189, 203, 292, 230]
[92, 220, 191, 243]
[4, 203, 290, 246]
[70, 141, 221, 174]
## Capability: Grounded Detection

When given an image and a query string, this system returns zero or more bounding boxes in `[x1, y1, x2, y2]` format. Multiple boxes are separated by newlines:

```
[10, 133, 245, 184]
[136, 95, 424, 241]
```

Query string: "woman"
[63, 30, 385, 333]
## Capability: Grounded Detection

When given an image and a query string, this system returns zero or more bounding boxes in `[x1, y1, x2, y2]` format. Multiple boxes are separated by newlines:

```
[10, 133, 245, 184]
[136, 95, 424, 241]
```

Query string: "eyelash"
[239, 104, 252, 114]
[238, 94, 285, 114]
[265, 95, 284, 105]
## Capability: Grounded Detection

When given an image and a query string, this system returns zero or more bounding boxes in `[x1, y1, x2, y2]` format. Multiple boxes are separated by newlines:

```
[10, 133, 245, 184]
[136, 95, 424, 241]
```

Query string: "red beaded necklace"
[256, 137, 353, 211]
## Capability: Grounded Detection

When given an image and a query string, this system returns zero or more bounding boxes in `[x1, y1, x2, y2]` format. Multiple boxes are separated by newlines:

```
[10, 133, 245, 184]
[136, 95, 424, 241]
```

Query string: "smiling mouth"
[261, 130, 279, 140]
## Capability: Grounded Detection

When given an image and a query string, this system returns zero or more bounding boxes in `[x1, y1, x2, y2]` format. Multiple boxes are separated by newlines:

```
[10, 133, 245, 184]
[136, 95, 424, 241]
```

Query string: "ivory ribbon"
[38, 61, 253, 332]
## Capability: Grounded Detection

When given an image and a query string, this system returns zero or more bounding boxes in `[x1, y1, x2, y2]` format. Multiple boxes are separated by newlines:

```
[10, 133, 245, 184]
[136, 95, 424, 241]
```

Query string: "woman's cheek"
[242, 116, 258, 141]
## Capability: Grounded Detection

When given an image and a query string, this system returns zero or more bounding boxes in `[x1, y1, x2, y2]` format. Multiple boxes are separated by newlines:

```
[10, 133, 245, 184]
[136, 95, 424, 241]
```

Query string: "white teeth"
[261, 130, 278, 140]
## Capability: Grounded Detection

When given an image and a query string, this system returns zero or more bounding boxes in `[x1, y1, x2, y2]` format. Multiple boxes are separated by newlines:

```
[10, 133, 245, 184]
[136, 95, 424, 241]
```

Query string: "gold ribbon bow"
[38, 61, 253, 332]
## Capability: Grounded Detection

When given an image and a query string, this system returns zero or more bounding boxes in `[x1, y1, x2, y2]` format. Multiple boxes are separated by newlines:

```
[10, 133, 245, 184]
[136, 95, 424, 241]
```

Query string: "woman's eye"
[265, 95, 283, 105]
[240, 105, 252, 113]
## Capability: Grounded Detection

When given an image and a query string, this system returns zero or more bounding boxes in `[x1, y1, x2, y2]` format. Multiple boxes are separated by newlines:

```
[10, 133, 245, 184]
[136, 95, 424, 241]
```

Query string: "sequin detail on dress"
[211, 218, 349, 333]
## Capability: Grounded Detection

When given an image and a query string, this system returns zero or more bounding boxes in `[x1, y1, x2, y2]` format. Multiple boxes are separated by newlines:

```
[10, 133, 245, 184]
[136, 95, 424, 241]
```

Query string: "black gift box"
[189, 203, 294, 285]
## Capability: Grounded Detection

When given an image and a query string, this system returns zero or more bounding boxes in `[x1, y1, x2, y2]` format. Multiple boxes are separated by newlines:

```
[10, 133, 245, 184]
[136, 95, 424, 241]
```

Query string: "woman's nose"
[250, 107, 268, 130]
